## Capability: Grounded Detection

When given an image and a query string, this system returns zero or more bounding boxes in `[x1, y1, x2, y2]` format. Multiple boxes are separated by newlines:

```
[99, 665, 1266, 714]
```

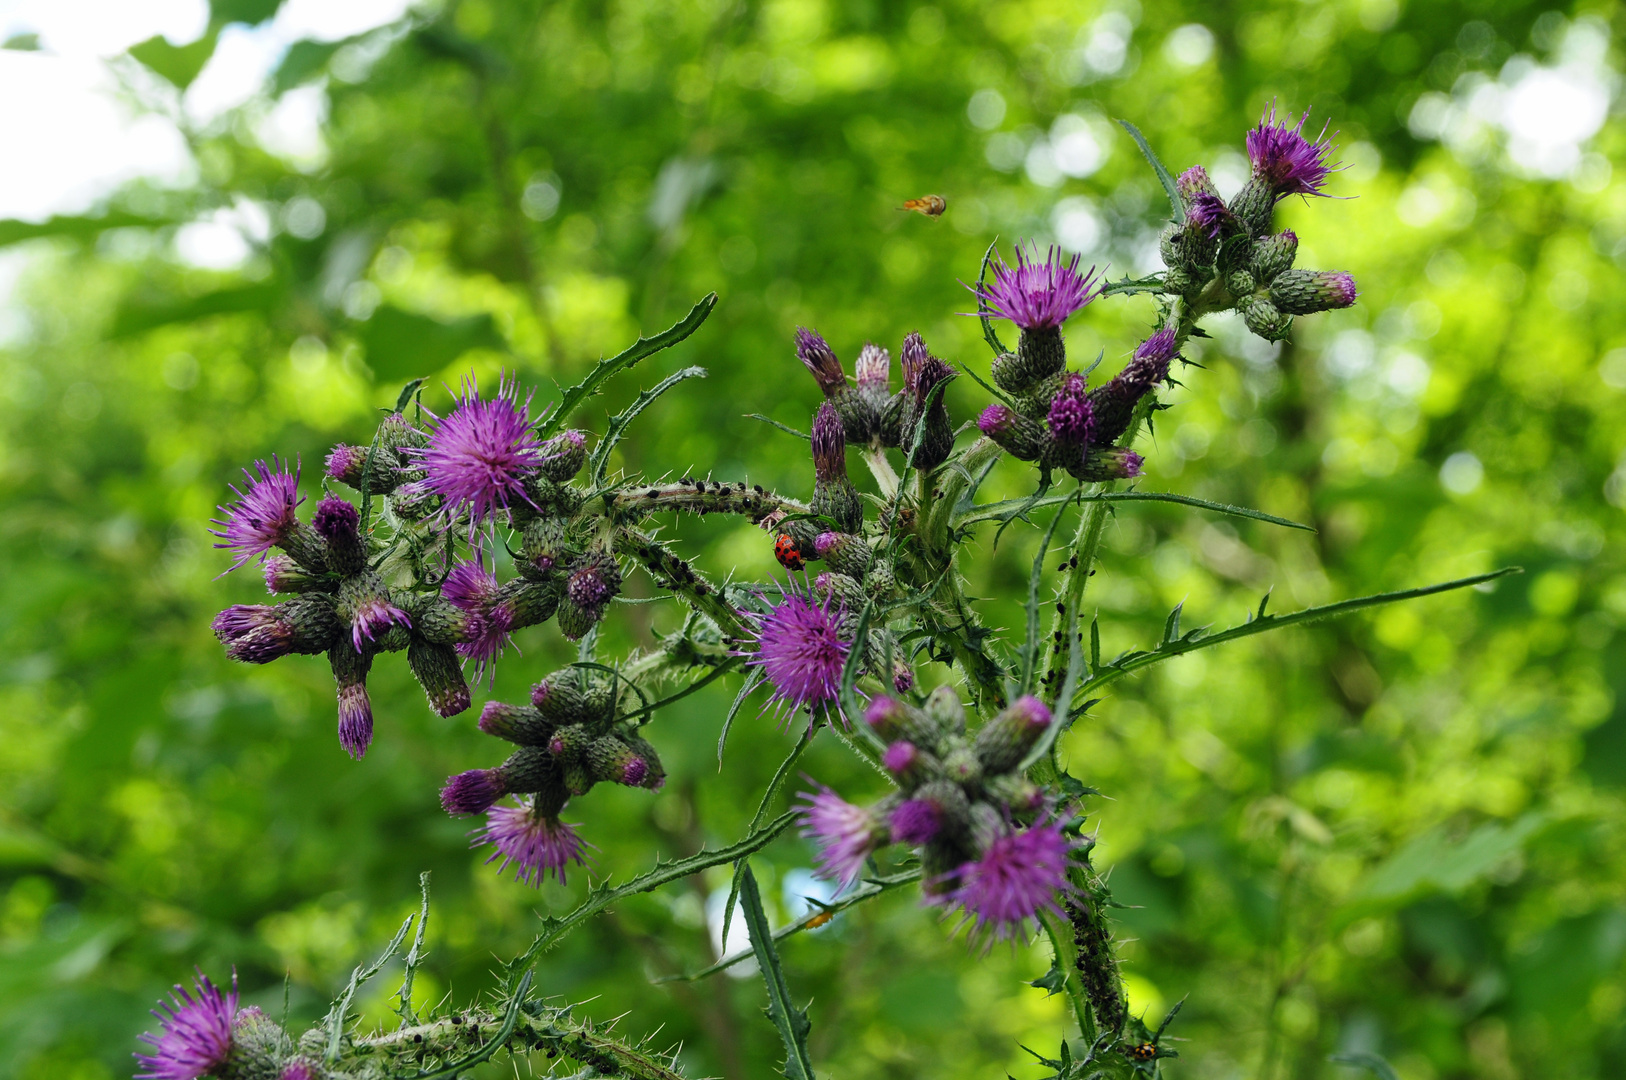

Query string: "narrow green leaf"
[538, 292, 717, 441]
[324, 909, 416, 1060]
[589, 365, 707, 483]
[619, 658, 737, 725]
[1162, 601, 1184, 645]
[722, 726, 815, 955]
[1089, 616, 1101, 672]
[955, 489, 1315, 532]
[719, 667, 766, 764]
[1076, 568, 1522, 708]
[1118, 119, 1184, 222]
[976, 239, 1009, 356]
[740, 864, 816, 1080]
[393, 378, 426, 415]
[393, 872, 432, 1026]
[745, 414, 810, 440]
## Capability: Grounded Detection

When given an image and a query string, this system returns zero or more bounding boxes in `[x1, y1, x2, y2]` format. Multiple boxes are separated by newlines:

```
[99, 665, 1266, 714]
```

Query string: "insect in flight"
[899, 194, 947, 218]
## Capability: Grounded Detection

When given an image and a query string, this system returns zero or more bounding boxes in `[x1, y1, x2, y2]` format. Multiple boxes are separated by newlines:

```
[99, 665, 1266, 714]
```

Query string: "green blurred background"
[2, 0, 1624, 1077]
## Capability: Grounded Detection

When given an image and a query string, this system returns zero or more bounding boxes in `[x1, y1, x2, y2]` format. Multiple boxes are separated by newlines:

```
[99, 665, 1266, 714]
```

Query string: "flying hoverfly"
[899, 194, 947, 218]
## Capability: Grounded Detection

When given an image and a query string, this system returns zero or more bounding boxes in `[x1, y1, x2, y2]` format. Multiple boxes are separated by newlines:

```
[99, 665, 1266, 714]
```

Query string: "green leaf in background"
[356, 305, 507, 381]
[1346, 812, 1546, 914]
[0, 211, 178, 248]
[128, 31, 218, 91]
[111, 282, 283, 337]
[273, 39, 345, 96]
[209, 0, 282, 26]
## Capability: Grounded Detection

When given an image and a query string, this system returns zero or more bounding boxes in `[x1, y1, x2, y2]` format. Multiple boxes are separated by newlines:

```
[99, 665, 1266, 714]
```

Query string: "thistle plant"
[147, 108, 1517, 1080]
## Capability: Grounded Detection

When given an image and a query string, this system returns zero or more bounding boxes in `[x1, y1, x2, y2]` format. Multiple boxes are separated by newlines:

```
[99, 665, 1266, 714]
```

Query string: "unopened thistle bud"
[810, 403, 863, 532]
[213, 595, 342, 663]
[900, 332, 957, 471]
[389, 480, 441, 522]
[883, 740, 933, 786]
[325, 444, 399, 494]
[1269, 269, 1358, 315]
[493, 578, 562, 630]
[329, 643, 373, 759]
[408, 638, 471, 717]
[1251, 230, 1298, 282]
[479, 700, 555, 745]
[519, 516, 576, 579]
[977, 404, 1045, 461]
[795, 327, 847, 397]
[973, 695, 1054, 773]
[865, 557, 897, 601]
[1089, 328, 1178, 445]
[557, 551, 620, 640]
[922, 685, 967, 736]
[377, 411, 427, 453]
[262, 554, 323, 594]
[864, 695, 941, 750]
[531, 669, 614, 724]
[1239, 293, 1293, 341]
[538, 430, 588, 483]
[586, 735, 652, 786]
[1068, 447, 1144, 482]
[311, 495, 366, 575]
[410, 597, 486, 646]
[814, 531, 873, 580]
[623, 732, 667, 789]
[1174, 166, 1227, 262]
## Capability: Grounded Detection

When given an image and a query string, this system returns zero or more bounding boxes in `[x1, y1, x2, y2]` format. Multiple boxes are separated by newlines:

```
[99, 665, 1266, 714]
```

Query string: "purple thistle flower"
[1246, 104, 1342, 200]
[134, 970, 238, 1080]
[407, 374, 541, 534]
[349, 594, 411, 654]
[324, 444, 369, 486]
[473, 799, 590, 886]
[311, 495, 359, 543]
[900, 332, 954, 403]
[890, 798, 943, 846]
[567, 558, 617, 610]
[209, 456, 303, 573]
[811, 401, 847, 484]
[212, 604, 295, 664]
[442, 558, 511, 678]
[854, 343, 890, 390]
[950, 820, 1076, 944]
[795, 327, 846, 396]
[797, 786, 881, 888]
[262, 555, 309, 594]
[883, 740, 918, 776]
[441, 768, 508, 815]
[965, 245, 1101, 331]
[892, 661, 914, 693]
[734, 582, 851, 723]
[1186, 191, 1232, 239]
[1046, 374, 1096, 447]
[280, 1062, 316, 1080]
[337, 681, 372, 759]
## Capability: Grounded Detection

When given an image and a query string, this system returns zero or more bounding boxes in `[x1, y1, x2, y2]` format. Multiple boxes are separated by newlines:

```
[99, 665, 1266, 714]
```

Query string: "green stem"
[1039, 908, 1096, 1043]
[862, 445, 901, 498]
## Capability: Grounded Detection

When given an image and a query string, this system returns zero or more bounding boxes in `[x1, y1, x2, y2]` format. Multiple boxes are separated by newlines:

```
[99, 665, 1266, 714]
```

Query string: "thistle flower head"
[280, 1063, 316, 1080]
[795, 326, 846, 396]
[1246, 104, 1341, 199]
[950, 819, 1076, 944]
[213, 604, 294, 664]
[350, 594, 411, 654]
[210, 456, 303, 572]
[734, 581, 851, 724]
[1186, 191, 1232, 239]
[900, 332, 954, 403]
[798, 786, 881, 888]
[1175, 164, 1218, 202]
[966, 245, 1101, 331]
[408, 374, 540, 534]
[883, 740, 918, 776]
[1046, 373, 1096, 446]
[854, 343, 890, 390]
[134, 970, 238, 1080]
[811, 401, 847, 484]
[337, 681, 373, 759]
[324, 444, 369, 486]
[473, 799, 590, 886]
[311, 495, 359, 544]
[442, 558, 510, 679]
[890, 798, 943, 845]
[440, 767, 507, 815]
[566, 553, 620, 611]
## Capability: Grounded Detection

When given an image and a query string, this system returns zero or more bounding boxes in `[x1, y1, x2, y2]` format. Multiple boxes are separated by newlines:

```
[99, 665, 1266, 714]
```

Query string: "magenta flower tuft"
[811, 401, 847, 484]
[442, 558, 510, 678]
[473, 800, 590, 886]
[890, 798, 943, 846]
[734, 582, 851, 722]
[311, 495, 359, 543]
[795, 327, 846, 396]
[950, 820, 1076, 944]
[883, 740, 918, 775]
[337, 681, 372, 759]
[408, 374, 541, 534]
[1186, 191, 1232, 238]
[798, 786, 881, 888]
[966, 245, 1101, 331]
[854, 343, 890, 390]
[210, 456, 303, 572]
[1046, 374, 1096, 446]
[441, 768, 507, 815]
[213, 604, 294, 664]
[1246, 104, 1342, 199]
[280, 1063, 316, 1080]
[134, 970, 238, 1080]
[349, 594, 411, 654]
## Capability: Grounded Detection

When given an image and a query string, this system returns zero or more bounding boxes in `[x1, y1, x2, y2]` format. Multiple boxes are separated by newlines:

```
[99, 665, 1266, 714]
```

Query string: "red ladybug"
[774, 534, 805, 571]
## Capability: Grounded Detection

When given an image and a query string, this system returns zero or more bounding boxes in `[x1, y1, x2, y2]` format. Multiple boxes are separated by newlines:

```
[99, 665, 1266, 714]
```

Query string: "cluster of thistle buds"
[439, 665, 666, 883]
[1166, 104, 1358, 340]
[802, 689, 1081, 943]
[207, 376, 612, 761]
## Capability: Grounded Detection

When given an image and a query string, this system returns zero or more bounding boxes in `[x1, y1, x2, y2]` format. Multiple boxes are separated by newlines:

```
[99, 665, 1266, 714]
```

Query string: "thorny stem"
[359, 1006, 686, 1080]
[862, 444, 901, 498]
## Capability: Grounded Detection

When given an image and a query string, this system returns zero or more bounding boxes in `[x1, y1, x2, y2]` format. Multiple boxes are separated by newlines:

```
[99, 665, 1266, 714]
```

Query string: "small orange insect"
[806, 910, 834, 929]
[900, 194, 947, 218]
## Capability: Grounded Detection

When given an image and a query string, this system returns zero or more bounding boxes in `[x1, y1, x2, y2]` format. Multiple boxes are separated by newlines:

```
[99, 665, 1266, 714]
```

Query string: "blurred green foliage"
[2, 1, 1624, 1078]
